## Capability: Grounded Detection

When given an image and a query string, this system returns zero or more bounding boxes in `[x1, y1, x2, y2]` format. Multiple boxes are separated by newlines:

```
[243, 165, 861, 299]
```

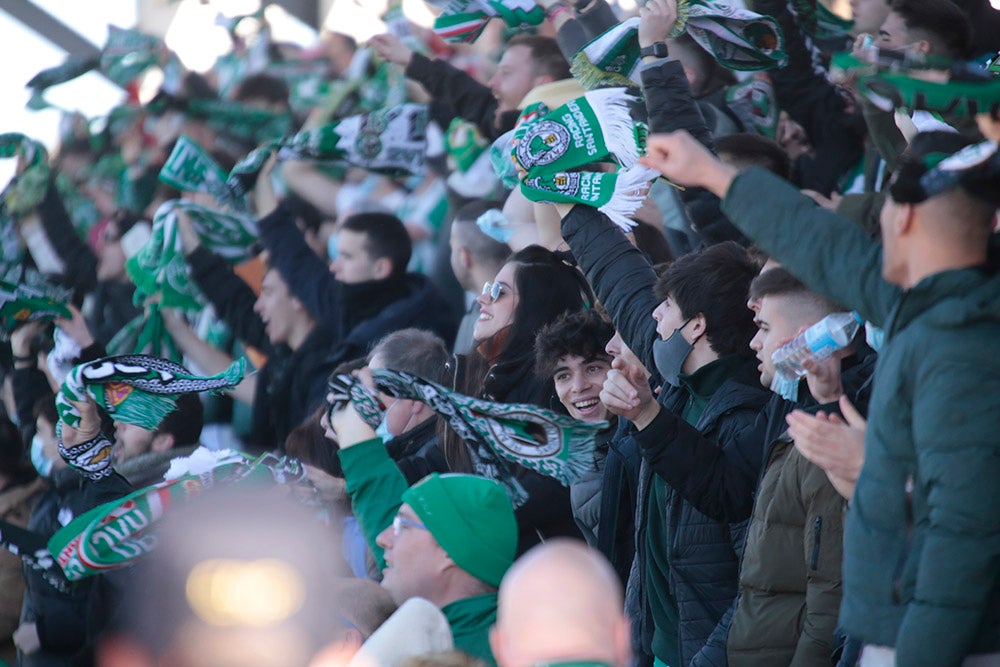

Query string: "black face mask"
[652, 318, 694, 387]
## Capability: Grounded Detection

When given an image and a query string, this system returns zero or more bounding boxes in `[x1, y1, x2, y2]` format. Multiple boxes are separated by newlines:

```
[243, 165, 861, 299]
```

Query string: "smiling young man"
[328, 401, 518, 667]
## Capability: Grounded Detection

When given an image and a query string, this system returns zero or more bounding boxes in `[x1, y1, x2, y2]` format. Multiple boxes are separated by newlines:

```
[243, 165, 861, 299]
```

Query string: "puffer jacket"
[721, 167, 1000, 667]
[726, 417, 846, 666]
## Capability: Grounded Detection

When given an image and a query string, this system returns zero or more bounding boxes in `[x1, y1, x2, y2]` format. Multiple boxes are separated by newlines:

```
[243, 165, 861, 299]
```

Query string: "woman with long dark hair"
[445, 245, 595, 553]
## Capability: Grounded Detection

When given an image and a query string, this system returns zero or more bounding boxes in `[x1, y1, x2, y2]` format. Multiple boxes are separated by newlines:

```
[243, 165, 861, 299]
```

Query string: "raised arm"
[256, 198, 344, 334]
[559, 205, 660, 373]
[640, 132, 899, 325]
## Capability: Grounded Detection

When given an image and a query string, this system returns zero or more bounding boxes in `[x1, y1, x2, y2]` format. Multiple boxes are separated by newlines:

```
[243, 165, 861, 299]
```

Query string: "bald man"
[490, 539, 631, 667]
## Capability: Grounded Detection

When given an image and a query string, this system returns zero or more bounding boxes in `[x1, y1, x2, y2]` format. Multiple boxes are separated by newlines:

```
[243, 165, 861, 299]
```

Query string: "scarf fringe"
[586, 88, 641, 168]
[598, 166, 659, 232]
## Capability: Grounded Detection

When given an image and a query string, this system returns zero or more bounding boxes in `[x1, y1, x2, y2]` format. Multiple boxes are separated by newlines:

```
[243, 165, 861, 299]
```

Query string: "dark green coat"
[721, 168, 1000, 667]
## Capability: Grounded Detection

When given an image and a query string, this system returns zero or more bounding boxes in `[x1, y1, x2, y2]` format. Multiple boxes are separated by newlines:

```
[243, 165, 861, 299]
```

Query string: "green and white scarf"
[159, 135, 248, 211]
[832, 52, 1000, 116]
[725, 76, 780, 137]
[520, 166, 659, 231]
[509, 90, 657, 230]
[571, 1, 785, 89]
[431, 0, 545, 43]
[373, 369, 604, 488]
[55, 355, 245, 481]
[185, 98, 293, 147]
[446, 118, 490, 173]
[788, 0, 853, 40]
[27, 26, 162, 103]
[48, 450, 304, 582]
[227, 103, 429, 197]
[0, 279, 71, 335]
[57, 354, 245, 433]
[126, 199, 257, 312]
[0, 133, 51, 282]
[512, 89, 643, 173]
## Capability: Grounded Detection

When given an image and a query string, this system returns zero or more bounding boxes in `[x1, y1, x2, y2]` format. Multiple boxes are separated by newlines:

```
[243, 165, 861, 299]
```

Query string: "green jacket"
[339, 440, 499, 666]
[721, 168, 1000, 667]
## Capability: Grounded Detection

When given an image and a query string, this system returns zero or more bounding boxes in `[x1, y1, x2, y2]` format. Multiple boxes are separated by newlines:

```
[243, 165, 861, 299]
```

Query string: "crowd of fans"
[0, 0, 998, 665]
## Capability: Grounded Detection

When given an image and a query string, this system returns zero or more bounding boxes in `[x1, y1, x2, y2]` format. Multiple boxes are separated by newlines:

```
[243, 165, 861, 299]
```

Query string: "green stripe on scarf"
[831, 52, 1000, 116]
[520, 166, 659, 231]
[0, 133, 51, 281]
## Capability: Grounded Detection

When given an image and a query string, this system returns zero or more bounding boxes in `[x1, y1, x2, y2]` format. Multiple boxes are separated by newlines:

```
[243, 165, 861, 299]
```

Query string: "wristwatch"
[639, 42, 669, 59]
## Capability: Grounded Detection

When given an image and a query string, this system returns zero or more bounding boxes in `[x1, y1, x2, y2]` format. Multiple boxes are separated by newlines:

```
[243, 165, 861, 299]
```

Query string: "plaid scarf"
[228, 103, 429, 198]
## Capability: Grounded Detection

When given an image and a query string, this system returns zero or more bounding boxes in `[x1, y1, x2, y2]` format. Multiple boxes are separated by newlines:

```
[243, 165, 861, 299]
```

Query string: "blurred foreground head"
[98, 486, 355, 667]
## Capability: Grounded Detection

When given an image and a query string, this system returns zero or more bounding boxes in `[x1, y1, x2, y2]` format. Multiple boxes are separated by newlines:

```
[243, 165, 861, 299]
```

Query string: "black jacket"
[404, 53, 520, 141]
[384, 418, 448, 485]
[256, 201, 458, 367]
[186, 247, 336, 452]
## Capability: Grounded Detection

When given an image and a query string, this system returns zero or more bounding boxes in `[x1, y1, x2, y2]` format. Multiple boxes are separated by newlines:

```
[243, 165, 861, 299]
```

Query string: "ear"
[489, 625, 508, 667]
[150, 432, 175, 454]
[459, 246, 473, 270]
[372, 256, 393, 280]
[614, 616, 632, 667]
[689, 312, 708, 341]
[913, 39, 932, 55]
[896, 202, 916, 236]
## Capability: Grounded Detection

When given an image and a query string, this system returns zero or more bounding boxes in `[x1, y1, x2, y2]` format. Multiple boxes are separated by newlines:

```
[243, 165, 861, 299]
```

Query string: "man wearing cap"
[329, 401, 518, 667]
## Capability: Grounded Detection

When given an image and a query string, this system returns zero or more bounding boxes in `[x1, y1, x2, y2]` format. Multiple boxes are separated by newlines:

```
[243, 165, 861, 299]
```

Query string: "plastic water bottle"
[771, 311, 863, 378]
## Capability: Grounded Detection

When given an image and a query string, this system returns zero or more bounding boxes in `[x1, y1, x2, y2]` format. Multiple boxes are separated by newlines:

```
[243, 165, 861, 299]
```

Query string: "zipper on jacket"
[810, 516, 822, 570]
[892, 475, 915, 604]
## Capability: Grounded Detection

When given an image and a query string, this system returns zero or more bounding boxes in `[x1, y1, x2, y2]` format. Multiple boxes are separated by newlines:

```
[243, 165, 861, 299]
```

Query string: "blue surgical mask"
[864, 322, 885, 353]
[375, 417, 394, 443]
[652, 319, 694, 387]
[375, 401, 396, 443]
[476, 209, 513, 244]
[770, 372, 801, 402]
[31, 435, 53, 478]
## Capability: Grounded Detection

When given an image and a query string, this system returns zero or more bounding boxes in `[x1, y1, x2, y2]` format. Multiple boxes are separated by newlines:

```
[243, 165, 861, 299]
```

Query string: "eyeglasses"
[392, 514, 428, 536]
[481, 281, 509, 304]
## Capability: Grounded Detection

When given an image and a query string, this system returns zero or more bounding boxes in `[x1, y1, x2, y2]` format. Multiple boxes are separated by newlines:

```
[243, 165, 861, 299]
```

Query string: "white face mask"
[31, 435, 53, 478]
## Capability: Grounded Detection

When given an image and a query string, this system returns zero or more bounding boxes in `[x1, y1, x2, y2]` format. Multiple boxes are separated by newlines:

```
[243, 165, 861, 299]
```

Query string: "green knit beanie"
[401, 473, 517, 587]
